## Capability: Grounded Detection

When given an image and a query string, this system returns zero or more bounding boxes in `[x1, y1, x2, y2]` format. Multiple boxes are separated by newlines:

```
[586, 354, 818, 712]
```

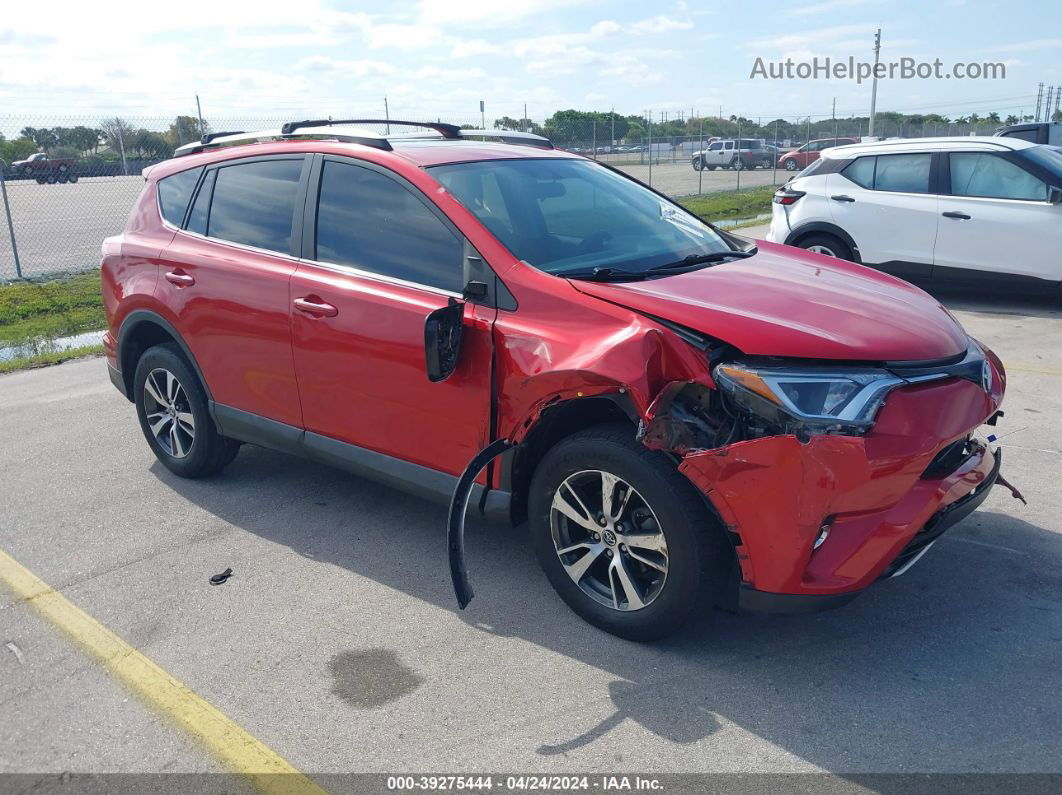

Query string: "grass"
[677, 185, 777, 223]
[0, 271, 106, 345]
[0, 271, 106, 373]
[0, 343, 105, 374]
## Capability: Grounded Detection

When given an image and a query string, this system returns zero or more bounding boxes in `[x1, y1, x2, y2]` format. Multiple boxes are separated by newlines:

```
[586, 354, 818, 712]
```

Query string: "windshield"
[430, 158, 732, 276]
[1021, 145, 1062, 180]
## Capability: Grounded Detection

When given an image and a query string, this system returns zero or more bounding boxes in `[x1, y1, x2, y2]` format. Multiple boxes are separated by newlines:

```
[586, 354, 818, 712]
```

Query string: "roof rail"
[172, 120, 554, 157]
[281, 118, 462, 139]
[456, 129, 553, 149]
[200, 130, 245, 145]
[173, 126, 393, 157]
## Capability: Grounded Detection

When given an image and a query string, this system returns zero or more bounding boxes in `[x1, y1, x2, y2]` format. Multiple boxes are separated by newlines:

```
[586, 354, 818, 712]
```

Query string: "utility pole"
[1035, 83, 1044, 122]
[1046, 87, 1055, 123]
[868, 28, 881, 137]
[384, 97, 390, 133]
[195, 94, 204, 136]
[832, 97, 837, 139]
[610, 107, 615, 148]
[523, 103, 528, 133]
[480, 100, 485, 130]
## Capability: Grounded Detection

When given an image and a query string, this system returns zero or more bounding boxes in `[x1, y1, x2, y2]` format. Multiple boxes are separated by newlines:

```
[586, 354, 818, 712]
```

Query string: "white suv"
[766, 136, 1062, 287]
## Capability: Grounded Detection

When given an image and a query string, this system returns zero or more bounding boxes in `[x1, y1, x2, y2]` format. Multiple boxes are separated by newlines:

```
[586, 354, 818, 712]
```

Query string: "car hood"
[570, 242, 968, 362]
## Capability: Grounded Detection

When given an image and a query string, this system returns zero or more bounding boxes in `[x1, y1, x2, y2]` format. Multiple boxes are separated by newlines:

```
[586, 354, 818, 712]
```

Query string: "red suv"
[102, 120, 1010, 641]
[779, 137, 859, 171]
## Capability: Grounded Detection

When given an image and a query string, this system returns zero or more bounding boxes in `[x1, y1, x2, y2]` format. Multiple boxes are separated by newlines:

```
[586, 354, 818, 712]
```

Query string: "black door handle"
[830, 195, 855, 202]
[942, 211, 971, 220]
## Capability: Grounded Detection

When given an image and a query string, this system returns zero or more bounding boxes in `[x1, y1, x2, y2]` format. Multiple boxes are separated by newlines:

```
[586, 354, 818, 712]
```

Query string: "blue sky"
[1, 0, 1059, 125]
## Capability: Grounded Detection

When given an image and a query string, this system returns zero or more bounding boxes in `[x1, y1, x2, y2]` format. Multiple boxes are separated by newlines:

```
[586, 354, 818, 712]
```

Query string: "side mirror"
[424, 299, 465, 382]
[1049, 186, 1062, 204]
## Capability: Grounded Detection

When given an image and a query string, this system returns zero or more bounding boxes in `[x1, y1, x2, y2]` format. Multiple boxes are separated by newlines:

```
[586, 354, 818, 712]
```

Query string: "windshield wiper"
[562, 250, 755, 282]
[561, 267, 648, 282]
[648, 249, 755, 272]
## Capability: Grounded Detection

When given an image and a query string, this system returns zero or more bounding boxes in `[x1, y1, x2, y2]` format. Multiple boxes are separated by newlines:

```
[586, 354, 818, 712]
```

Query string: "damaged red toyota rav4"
[102, 120, 1019, 641]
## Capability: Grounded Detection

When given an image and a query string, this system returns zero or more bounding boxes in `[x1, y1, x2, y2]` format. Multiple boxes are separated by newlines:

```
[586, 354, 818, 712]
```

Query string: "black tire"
[707, 165, 716, 171]
[797, 233, 854, 261]
[35, 176, 46, 184]
[692, 157, 703, 171]
[68, 174, 78, 183]
[45, 174, 57, 184]
[528, 423, 732, 641]
[133, 343, 240, 478]
[784, 159, 799, 171]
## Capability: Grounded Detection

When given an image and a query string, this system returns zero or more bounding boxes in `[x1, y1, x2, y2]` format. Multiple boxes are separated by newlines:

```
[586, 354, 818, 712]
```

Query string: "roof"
[823, 135, 1036, 158]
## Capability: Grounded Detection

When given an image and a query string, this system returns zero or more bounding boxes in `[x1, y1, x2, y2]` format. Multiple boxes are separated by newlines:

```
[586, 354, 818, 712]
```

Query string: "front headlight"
[713, 362, 908, 439]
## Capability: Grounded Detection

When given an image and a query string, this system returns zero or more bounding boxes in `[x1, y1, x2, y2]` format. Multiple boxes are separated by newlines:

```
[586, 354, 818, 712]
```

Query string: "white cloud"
[417, 0, 582, 29]
[993, 38, 1062, 53]
[627, 16, 694, 34]
[295, 57, 397, 77]
[786, 0, 876, 17]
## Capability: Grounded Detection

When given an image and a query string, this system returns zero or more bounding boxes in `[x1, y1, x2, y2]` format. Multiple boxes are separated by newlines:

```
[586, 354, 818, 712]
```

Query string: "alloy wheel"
[143, 367, 195, 458]
[550, 469, 669, 611]
[806, 244, 837, 257]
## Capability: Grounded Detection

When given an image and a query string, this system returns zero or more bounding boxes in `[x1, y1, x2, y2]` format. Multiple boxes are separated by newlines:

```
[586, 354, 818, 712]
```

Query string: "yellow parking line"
[1007, 364, 1062, 376]
[0, 548, 327, 795]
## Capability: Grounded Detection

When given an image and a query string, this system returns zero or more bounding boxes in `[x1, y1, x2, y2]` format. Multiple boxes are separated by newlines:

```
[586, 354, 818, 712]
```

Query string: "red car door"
[158, 155, 308, 428]
[289, 156, 495, 478]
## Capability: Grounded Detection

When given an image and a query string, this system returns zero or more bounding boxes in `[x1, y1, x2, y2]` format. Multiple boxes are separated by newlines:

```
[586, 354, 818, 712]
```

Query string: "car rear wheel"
[529, 424, 731, 641]
[798, 233, 853, 261]
[133, 344, 240, 478]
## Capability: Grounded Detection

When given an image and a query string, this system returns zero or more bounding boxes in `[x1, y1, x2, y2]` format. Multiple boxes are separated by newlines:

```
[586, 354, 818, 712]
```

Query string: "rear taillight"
[773, 188, 806, 205]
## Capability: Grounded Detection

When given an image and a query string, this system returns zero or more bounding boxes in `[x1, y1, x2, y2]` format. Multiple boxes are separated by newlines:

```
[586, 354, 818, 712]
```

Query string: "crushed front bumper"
[677, 376, 1006, 613]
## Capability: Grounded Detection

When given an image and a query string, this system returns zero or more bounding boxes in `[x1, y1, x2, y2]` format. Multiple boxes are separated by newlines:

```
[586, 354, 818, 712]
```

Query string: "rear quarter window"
[157, 167, 203, 227]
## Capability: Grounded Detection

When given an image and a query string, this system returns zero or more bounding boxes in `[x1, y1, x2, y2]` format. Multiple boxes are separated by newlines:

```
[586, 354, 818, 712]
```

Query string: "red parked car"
[102, 120, 1013, 640]
[778, 137, 859, 171]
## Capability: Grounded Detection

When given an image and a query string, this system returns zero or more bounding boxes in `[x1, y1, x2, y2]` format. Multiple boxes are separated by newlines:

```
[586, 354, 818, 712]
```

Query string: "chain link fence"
[0, 111, 1009, 282]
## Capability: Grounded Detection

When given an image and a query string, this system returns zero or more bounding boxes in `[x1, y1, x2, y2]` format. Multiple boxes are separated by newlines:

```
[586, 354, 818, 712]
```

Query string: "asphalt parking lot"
[1, 288, 1061, 785]
[0, 167, 781, 280]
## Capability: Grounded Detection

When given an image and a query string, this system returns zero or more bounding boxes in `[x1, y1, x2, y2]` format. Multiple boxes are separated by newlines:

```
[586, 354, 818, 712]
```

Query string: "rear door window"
[949, 152, 1048, 200]
[158, 167, 202, 227]
[314, 160, 464, 292]
[206, 159, 304, 254]
[871, 153, 931, 193]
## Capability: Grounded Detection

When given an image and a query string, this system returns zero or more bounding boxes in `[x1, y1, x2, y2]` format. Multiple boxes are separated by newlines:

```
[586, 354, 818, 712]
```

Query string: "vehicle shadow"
[151, 446, 1062, 772]
[929, 286, 1062, 320]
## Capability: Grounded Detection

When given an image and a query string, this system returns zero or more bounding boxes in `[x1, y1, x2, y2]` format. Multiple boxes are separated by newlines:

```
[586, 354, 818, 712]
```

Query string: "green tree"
[0, 137, 39, 166]
[20, 126, 58, 149]
[165, 116, 210, 148]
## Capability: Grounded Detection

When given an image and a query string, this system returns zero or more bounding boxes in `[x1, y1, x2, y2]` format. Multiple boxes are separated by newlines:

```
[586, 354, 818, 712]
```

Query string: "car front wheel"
[133, 343, 240, 478]
[784, 159, 799, 171]
[529, 424, 731, 641]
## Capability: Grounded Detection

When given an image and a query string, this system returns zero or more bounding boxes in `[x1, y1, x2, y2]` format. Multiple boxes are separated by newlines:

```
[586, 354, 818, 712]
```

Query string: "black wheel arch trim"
[115, 309, 214, 406]
[783, 222, 862, 264]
